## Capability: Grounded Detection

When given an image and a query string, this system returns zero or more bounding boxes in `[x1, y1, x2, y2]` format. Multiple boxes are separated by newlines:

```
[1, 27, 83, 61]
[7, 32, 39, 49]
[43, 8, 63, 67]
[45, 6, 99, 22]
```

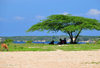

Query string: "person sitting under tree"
[49, 40, 54, 45]
[63, 38, 67, 44]
[57, 38, 63, 45]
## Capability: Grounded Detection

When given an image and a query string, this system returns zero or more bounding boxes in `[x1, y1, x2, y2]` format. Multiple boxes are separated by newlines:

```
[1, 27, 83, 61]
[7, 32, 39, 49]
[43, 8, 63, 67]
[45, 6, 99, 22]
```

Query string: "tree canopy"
[27, 14, 100, 44]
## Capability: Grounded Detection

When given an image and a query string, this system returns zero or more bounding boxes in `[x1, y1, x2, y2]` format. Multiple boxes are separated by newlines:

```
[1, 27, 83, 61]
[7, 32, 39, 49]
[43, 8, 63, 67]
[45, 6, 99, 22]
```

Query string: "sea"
[13, 41, 86, 44]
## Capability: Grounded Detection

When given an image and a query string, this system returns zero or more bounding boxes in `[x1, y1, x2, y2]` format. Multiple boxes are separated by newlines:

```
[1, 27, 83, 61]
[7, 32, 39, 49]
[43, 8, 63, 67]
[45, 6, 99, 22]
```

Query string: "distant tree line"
[0, 36, 100, 42]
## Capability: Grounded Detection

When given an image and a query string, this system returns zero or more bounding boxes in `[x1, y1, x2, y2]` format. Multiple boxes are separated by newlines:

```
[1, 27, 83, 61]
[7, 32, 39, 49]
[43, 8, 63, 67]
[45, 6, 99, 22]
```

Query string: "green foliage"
[26, 40, 33, 43]
[95, 39, 100, 44]
[4, 39, 13, 43]
[27, 15, 100, 32]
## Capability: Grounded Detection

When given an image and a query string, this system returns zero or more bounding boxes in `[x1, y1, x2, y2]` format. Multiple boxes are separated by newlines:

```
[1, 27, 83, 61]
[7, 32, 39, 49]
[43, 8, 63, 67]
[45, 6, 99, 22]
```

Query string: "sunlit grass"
[0, 43, 100, 51]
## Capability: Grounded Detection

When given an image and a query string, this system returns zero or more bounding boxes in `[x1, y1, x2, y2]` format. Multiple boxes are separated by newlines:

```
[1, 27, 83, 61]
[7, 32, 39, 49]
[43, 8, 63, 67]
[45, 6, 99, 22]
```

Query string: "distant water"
[13, 41, 86, 44]
[13, 41, 26, 44]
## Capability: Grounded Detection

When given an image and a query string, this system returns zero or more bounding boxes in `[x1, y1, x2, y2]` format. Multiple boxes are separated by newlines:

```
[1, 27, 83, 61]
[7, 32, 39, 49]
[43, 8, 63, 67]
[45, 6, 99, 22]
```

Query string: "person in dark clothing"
[49, 40, 54, 45]
[63, 38, 67, 44]
[57, 38, 63, 45]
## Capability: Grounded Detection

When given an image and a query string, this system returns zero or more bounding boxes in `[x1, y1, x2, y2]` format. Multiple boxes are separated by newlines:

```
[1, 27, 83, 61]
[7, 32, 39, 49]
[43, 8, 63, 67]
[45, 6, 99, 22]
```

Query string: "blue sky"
[0, 0, 100, 36]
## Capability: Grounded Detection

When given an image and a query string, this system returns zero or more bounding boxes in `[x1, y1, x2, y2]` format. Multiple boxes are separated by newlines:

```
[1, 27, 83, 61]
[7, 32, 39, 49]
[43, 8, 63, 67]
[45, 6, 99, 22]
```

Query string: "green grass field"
[0, 43, 100, 51]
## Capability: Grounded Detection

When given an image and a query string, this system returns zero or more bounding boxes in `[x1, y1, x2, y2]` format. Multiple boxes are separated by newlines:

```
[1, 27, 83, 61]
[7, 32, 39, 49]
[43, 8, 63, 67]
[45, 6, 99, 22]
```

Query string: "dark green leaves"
[27, 14, 100, 32]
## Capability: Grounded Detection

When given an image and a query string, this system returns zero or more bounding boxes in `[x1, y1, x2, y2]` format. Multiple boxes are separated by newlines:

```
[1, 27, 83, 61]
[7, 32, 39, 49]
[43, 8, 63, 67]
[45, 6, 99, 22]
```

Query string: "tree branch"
[74, 29, 82, 43]
[67, 31, 74, 43]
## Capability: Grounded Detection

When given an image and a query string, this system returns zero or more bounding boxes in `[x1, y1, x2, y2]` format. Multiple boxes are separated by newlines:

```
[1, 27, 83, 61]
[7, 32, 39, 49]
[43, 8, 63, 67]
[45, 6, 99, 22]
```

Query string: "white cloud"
[14, 16, 24, 20]
[36, 16, 45, 20]
[87, 9, 100, 16]
[62, 12, 69, 15]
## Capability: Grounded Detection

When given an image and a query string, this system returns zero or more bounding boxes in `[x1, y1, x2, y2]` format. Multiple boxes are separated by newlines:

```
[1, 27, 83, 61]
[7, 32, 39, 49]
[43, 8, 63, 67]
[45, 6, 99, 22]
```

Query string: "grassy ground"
[0, 43, 100, 51]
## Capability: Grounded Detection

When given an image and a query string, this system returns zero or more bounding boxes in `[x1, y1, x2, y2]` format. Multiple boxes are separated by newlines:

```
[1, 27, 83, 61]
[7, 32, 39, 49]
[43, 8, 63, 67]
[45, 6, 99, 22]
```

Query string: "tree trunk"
[67, 31, 74, 44]
[70, 32, 74, 44]
[67, 29, 82, 44]
[73, 29, 82, 44]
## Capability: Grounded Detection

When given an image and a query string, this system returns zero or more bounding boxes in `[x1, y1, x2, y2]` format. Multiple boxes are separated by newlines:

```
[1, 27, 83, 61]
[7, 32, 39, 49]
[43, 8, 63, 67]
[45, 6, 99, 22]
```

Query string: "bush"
[96, 40, 100, 44]
[26, 40, 32, 43]
[4, 39, 14, 43]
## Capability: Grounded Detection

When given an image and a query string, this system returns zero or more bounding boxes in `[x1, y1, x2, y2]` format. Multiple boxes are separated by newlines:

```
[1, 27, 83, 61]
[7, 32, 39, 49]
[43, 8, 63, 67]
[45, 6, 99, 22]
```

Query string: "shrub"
[96, 40, 100, 44]
[26, 40, 32, 43]
[4, 39, 14, 43]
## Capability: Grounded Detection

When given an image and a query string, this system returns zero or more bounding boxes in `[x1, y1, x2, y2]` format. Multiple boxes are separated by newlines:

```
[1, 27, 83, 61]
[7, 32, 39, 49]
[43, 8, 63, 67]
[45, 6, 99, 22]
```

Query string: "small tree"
[26, 40, 33, 43]
[27, 14, 100, 44]
[4, 39, 14, 43]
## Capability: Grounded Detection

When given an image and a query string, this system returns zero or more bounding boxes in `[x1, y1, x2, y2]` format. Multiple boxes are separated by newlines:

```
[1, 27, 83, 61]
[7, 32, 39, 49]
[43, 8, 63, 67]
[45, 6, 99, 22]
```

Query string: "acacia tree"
[27, 15, 100, 44]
